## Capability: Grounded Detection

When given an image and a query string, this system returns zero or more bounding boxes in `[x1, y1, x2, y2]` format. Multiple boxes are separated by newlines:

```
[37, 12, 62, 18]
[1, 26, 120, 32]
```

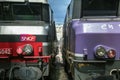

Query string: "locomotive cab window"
[82, 0, 119, 17]
[0, 4, 2, 17]
[13, 3, 50, 22]
[0, 3, 13, 20]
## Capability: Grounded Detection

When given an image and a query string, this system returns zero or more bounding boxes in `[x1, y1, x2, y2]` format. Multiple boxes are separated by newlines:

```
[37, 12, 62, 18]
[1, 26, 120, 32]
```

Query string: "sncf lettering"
[20, 35, 36, 41]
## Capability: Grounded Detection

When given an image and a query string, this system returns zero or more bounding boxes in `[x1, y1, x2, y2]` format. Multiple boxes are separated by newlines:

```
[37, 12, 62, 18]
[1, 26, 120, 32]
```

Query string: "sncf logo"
[20, 35, 36, 41]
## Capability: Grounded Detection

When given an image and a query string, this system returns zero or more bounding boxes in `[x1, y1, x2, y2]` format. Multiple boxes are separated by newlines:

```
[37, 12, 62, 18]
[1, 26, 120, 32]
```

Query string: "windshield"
[82, 0, 119, 16]
[0, 4, 1, 19]
[0, 3, 50, 22]
[13, 3, 42, 20]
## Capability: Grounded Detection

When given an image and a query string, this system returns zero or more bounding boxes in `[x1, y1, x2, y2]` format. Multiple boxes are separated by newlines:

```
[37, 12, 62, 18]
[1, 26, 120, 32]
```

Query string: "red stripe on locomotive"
[0, 42, 50, 63]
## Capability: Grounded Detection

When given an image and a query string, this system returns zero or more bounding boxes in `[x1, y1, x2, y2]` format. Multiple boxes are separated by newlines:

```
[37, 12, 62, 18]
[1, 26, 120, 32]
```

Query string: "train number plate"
[0, 48, 12, 54]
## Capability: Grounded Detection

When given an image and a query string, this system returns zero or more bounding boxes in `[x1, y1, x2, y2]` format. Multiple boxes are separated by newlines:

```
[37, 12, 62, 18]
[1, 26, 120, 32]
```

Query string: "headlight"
[16, 47, 23, 55]
[23, 44, 33, 55]
[107, 49, 116, 58]
[95, 46, 106, 58]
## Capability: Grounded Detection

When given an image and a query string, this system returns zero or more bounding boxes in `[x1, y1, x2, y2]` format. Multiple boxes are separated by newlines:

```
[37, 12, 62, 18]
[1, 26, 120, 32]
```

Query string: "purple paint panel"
[70, 20, 120, 60]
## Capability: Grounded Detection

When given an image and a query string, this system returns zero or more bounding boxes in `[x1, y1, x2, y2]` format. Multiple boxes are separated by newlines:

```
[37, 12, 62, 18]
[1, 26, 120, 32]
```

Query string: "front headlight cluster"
[16, 44, 33, 55]
[23, 44, 33, 55]
[94, 45, 116, 59]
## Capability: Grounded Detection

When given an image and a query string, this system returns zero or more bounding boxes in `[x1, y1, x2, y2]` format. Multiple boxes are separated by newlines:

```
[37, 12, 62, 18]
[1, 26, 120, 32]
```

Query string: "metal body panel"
[72, 20, 120, 34]
[0, 26, 49, 35]
[0, 0, 25, 2]
[69, 20, 120, 60]
[0, 25, 51, 57]
[29, 0, 48, 3]
[75, 34, 120, 60]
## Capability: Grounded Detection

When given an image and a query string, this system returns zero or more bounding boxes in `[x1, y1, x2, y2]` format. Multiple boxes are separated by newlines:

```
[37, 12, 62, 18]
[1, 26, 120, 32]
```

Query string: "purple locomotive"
[63, 0, 120, 80]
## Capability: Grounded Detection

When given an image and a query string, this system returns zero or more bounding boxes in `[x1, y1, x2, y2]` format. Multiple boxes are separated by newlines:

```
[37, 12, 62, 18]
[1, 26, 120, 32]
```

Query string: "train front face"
[72, 20, 120, 80]
[0, 1, 52, 80]
[64, 0, 120, 80]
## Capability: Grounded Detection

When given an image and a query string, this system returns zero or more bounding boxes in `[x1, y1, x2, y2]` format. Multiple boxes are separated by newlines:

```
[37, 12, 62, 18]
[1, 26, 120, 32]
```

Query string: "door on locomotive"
[0, 0, 56, 80]
[63, 0, 120, 80]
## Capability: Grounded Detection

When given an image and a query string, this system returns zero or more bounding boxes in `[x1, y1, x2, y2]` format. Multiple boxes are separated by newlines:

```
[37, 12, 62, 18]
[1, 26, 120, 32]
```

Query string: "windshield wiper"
[25, 2, 34, 14]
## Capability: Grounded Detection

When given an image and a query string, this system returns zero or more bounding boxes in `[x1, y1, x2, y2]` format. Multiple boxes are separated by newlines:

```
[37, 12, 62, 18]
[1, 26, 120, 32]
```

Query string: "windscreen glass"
[0, 4, 1, 15]
[13, 3, 49, 21]
[0, 3, 50, 22]
[82, 0, 118, 16]
[0, 3, 2, 19]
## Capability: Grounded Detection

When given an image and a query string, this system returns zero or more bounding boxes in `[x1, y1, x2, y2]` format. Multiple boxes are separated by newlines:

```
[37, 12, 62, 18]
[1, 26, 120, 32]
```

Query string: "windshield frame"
[0, 2, 50, 22]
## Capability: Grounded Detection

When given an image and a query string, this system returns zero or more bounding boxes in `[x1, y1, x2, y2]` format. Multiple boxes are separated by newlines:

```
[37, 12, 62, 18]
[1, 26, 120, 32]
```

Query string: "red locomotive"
[0, 0, 56, 80]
